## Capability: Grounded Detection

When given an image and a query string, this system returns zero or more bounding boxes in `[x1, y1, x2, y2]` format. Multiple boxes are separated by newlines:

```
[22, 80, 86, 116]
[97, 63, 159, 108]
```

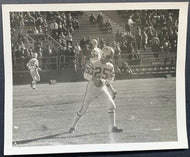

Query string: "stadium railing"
[59, 55, 76, 70]
[13, 56, 59, 71]
[40, 56, 59, 71]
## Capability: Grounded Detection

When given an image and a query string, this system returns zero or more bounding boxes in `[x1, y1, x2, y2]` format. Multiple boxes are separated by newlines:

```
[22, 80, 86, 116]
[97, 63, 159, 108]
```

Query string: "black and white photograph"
[2, 2, 188, 155]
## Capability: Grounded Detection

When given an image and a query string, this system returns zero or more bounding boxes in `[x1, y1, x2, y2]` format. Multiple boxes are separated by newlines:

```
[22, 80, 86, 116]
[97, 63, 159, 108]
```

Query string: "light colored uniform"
[78, 60, 116, 116]
[26, 58, 40, 81]
[90, 47, 102, 62]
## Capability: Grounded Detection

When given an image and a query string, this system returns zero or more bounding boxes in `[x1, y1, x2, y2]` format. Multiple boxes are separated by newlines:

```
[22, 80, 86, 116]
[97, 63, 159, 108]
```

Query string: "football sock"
[71, 113, 81, 129]
[108, 111, 116, 128]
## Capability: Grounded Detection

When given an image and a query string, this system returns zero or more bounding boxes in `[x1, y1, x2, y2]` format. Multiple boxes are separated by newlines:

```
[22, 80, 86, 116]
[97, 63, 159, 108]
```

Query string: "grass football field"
[13, 77, 177, 147]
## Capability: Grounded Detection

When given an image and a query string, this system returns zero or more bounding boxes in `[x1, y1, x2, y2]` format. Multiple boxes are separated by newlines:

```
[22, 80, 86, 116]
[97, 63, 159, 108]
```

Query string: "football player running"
[90, 39, 117, 99]
[26, 53, 41, 89]
[69, 46, 123, 133]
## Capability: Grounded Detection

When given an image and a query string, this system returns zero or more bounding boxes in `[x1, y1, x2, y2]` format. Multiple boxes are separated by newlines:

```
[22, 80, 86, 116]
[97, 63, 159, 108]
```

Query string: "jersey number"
[94, 67, 110, 79]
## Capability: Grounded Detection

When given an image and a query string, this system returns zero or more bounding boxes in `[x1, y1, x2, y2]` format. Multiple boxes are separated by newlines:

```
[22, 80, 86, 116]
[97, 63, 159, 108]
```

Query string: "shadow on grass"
[13, 131, 111, 145]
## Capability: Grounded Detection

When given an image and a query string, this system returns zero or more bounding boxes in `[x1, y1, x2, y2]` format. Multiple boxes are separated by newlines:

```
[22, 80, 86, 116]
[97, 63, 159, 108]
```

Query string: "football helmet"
[32, 53, 38, 58]
[101, 46, 114, 63]
[91, 39, 98, 48]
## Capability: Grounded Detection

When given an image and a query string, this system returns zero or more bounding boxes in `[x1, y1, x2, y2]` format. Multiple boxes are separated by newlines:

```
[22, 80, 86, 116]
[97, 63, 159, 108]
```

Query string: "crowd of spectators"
[89, 12, 112, 33]
[11, 10, 178, 72]
[116, 10, 178, 54]
[10, 11, 82, 70]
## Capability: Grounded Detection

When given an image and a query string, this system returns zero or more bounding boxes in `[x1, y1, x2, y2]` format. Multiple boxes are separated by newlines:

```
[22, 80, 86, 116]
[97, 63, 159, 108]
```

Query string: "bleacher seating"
[11, 10, 178, 84]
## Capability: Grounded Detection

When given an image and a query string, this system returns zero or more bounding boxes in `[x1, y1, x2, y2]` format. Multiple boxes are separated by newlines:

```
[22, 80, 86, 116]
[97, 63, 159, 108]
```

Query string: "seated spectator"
[160, 15, 167, 26]
[151, 34, 160, 52]
[80, 37, 87, 50]
[126, 42, 134, 54]
[62, 23, 68, 34]
[147, 26, 155, 43]
[11, 28, 16, 36]
[67, 13, 73, 22]
[168, 31, 177, 52]
[33, 26, 39, 34]
[60, 12, 67, 21]
[65, 32, 73, 45]
[136, 27, 142, 50]
[162, 40, 170, 54]
[73, 19, 80, 30]
[35, 39, 43, 52]
[74, 42, 82, 56]
[27, 47, 34, 58]
[99, 38, 106, 49]
[89, 13, 96, 25]
[10, 12, 19, 27]
[25, 12, 36, 26]
[46, 45, 56, 56]
[12, 44, 18, 68]
[38, 25, 43, 34]
[18, 48, 29, 70]
[18, 30, 24, 43]
[128, 16, 135, 27]
[105, 20, 112, 32]
[82, 44, 91, 61]
[56, 14, 63, 24]
[85, 36, 91, 46]
[118, 59, 130, 73]
[18, 13, 25, 26]
[18, 41, 26, 51]
[68, 25, 74, 34]
[42, 19, 48, 33]
[97, 12, 103, 28]
[50, 20, 59, 38]
[59, 32, 67, 46]
[120, 41, 128, 54]
[125, 31, 135, 47]
[115, 30, 121, 43]
[35, 16, 44, 28]
[126, 15, 135, 32]
[38, 47, 43, 57]
[57, 21, 63, 35]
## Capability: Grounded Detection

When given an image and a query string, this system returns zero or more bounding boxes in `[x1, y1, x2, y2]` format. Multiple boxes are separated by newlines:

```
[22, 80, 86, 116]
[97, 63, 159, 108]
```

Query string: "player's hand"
[93, 76, 104, 87]
[38, 68, 42, 71]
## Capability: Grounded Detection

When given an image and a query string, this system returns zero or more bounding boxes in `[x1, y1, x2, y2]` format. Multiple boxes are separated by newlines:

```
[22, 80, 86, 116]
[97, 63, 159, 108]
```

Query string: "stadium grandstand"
[10, 10, 178, 84]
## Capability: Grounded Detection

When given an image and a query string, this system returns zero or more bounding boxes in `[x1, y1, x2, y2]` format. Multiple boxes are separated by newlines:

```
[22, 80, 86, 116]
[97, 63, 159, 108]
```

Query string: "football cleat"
[31, 82, 36, 89]
[112, 91, 117, 99]
[69, 127, 75, 133]
[111, 126, 123, 133]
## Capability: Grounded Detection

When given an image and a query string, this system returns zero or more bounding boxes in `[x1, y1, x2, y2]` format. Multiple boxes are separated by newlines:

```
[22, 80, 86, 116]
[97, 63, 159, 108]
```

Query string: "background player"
[90, 39, 102, 62]
[26, 53, 41, 89]
[69, 46, 123, 133]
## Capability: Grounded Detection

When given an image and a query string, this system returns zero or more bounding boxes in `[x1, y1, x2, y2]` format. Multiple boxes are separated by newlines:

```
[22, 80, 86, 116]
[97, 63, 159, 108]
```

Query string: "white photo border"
[2, 2, 189, 155]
